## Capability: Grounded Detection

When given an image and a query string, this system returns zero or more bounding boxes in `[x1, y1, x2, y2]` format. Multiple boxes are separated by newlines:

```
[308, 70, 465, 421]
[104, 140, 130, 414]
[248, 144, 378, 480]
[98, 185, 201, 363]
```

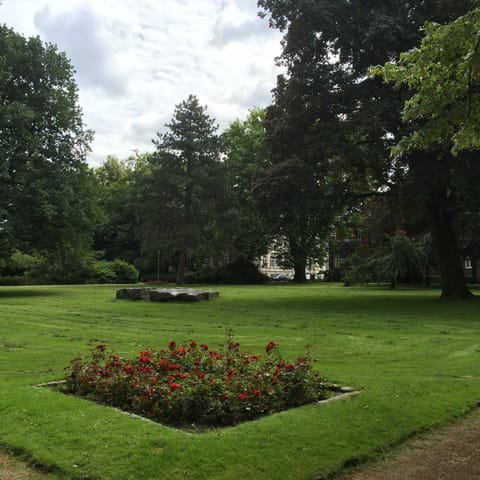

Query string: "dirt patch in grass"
[338, 407, 480, 480]
[0, 451, 48, 480]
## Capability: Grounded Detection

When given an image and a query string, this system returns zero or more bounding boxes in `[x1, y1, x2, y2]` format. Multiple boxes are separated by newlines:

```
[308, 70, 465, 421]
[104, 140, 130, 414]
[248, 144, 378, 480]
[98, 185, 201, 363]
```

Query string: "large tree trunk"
[425, 195, 473, 298]
[471, 255, 479, 284]
[410, 150, 473, 299]
[289, 238, 308, 282]
[293, 262, 307, 282]
[176, 244, 187, 285]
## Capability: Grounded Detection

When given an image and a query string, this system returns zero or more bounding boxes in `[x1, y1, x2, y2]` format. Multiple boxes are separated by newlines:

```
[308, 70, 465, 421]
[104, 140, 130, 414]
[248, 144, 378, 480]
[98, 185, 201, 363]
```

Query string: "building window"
[465, 257, 472, 269]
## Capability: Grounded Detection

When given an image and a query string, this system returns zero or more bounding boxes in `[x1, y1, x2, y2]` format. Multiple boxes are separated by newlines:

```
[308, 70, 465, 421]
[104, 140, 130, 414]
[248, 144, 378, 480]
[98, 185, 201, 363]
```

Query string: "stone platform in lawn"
[116, 287, 219, 302]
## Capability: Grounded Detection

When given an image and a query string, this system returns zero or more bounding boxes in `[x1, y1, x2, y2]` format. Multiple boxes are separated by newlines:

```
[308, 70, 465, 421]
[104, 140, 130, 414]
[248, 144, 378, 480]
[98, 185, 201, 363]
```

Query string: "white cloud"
[34, 4, 130, 94]
[1, 0, 284, 166]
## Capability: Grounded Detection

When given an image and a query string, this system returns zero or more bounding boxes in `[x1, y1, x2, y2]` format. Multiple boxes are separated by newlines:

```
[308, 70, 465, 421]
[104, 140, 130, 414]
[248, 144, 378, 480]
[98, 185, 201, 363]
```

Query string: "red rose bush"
[64, 337, 327, 428]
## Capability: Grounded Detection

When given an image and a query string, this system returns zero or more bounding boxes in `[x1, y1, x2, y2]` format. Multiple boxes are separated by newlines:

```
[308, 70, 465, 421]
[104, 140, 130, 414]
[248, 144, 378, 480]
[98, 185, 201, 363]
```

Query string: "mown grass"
[0, 283, 479, 479]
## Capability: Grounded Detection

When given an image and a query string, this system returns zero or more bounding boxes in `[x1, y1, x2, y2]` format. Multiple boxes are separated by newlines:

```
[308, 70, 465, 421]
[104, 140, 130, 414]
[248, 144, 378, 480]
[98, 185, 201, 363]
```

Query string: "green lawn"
[0, 283, 479, 479]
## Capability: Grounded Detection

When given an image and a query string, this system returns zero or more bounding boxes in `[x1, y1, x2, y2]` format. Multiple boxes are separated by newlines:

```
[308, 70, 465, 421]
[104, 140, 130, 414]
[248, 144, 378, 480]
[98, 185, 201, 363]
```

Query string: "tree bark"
[472, 255, 479, 284]
[176, 247, 187, 285]
[425, 194, 473, 298]
[293, 262, 307, 282]
[390, 269, 398, 290]
[289, 239, 308, 282]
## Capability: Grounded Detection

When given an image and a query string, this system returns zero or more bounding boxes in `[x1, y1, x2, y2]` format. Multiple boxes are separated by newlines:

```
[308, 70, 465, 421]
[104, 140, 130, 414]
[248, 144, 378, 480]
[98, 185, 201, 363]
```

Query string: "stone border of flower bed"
[116, 288, 220, 302]
[34, 381, 360, 430]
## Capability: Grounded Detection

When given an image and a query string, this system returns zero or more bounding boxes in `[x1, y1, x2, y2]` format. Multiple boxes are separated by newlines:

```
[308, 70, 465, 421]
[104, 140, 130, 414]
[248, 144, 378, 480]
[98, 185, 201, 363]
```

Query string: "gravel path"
[338, 408, 480, 480]
[1, 408, 479, 479]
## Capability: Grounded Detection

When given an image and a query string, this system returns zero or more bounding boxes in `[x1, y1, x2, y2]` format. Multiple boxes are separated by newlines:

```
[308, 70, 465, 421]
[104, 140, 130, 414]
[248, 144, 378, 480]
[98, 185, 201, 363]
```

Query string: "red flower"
[96, 344, 106, 352]
[266, 341, 277, 353]
[168, 340, 176, 350]
[254, 389, 261, 396]
[201, 343, 209, 351]
[175, 347, 186, 356]
[169, 383, 181, 390]
[243, 357, 250, 364]
[193, 360, 201, 366]
[238, 393, 249, 401]
[159, 359, 170, 370]
[123, 365, 134, 373]
[251, 354, 260, 361]
[189, 340, 197, 349]
[286, 363, 295, 371]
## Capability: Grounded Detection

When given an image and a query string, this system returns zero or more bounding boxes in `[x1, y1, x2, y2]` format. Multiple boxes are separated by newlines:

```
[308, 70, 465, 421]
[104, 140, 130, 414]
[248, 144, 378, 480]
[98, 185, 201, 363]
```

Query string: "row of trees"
[3, 0, 480, 296]
[0, 26, 271, 283]
[94, 98, 271, 284]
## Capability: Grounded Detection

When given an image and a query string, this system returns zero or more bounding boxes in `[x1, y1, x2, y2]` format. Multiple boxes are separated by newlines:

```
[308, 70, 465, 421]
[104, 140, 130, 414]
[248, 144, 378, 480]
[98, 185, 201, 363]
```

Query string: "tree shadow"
[0, 288, 58, 299]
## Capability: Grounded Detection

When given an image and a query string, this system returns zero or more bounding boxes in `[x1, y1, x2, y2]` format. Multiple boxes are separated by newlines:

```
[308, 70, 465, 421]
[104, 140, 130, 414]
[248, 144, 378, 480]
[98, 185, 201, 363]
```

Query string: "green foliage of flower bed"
[64, 335, 327, 427]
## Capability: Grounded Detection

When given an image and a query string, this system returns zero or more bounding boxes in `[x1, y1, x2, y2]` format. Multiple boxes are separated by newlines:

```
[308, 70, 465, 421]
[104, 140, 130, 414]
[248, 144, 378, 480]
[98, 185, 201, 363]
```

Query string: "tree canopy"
[372, 8, 480, 155]
[220, 108, 271, 262]
[0, 25, 95, 273]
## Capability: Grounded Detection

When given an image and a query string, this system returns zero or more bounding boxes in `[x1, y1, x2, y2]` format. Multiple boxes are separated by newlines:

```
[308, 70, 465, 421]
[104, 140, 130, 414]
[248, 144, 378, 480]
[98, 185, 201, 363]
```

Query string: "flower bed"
[63, 337, 328, 428]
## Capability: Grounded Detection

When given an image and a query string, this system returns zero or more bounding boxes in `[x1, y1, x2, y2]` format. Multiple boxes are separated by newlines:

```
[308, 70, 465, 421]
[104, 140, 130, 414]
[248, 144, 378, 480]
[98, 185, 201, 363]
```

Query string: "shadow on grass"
[0, 288, 58, 299]
[225, 286, 480, 325]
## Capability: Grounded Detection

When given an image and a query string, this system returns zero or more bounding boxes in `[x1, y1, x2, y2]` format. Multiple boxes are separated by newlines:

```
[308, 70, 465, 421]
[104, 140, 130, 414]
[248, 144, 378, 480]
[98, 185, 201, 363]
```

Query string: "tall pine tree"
[138, 95, 223, 284]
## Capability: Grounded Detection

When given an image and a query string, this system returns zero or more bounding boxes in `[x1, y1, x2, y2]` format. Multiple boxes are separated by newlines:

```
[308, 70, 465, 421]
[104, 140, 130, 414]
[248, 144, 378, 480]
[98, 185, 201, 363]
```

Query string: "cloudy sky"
[1, 0, 284, 165]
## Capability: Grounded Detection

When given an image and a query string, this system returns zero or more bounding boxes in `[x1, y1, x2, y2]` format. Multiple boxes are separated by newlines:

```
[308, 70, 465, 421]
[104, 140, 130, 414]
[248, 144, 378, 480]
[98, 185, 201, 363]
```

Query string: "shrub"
[64, 337, 327, 428]
[0, 250, 47, 284]
[0, 275, 26, 286]
[187, 259, 268, 285]
[90, 259, 139, 284]
[110, 259, 139, 283]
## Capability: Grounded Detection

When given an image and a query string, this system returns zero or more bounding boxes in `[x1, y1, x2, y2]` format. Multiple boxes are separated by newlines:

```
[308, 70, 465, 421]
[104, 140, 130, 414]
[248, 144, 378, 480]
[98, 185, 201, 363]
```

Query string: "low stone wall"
[116, 288, 219, 302]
